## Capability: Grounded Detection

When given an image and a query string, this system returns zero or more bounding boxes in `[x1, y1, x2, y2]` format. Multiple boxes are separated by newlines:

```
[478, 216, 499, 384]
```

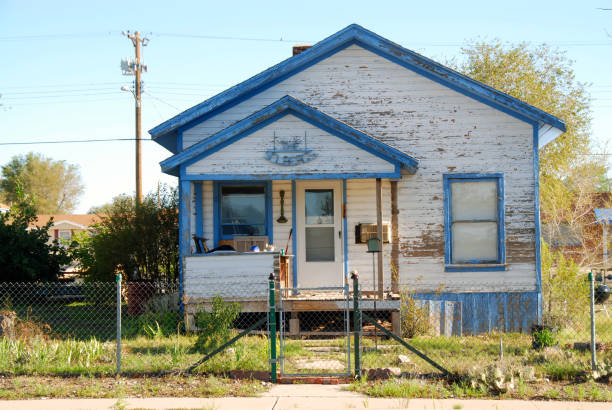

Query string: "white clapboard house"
[150, 25, 565, 335]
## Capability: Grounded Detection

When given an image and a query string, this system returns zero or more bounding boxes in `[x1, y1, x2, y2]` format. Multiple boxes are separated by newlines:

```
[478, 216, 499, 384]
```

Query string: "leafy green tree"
[73, 185, 179, 281]
[0, 152, 84, 213]
[0, 186, 70, 281]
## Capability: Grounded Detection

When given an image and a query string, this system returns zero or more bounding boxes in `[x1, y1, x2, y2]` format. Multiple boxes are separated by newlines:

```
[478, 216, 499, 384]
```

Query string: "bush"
[399, 287, 431, 338]
[194, 296, 241, 353]
[532, 326, 557, 350]
[541, 241, 589, 330]
[71, 185, 179, 282]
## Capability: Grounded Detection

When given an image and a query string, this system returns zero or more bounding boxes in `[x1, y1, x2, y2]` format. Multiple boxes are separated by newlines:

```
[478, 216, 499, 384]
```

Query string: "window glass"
[451, 222, 498, 262]
[305, 227, 335, 261]
[220, 185, 265, 236]
[451, 181, 497, 221]
[305, 189, 334, 225]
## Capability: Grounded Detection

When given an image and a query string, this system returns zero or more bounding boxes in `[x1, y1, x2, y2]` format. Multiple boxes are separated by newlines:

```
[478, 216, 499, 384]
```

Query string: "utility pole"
[121, 30, 148, 203]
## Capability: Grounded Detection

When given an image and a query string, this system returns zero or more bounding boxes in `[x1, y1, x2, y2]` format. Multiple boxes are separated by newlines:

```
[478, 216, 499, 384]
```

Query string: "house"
[150, 25, 566, 334]
[29, 214, 102, 245]
[0, 203, 9, 213]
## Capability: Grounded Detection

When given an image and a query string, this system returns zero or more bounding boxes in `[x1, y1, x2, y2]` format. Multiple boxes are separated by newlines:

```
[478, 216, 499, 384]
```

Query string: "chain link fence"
[358, 273, 612, 383]
[0, 274, 610, 381]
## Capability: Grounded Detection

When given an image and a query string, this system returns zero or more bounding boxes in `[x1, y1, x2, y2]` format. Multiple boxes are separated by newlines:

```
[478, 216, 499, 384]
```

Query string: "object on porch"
[192, 234, 236, 254]
[277, 190, 288, 223]
[233, 235, 269, 252]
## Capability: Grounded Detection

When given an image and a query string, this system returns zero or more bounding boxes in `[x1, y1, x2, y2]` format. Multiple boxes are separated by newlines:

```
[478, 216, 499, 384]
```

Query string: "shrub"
[399, 287, 431, 338]
[531, 326, 557, 350]
[194, 296, 241, 353]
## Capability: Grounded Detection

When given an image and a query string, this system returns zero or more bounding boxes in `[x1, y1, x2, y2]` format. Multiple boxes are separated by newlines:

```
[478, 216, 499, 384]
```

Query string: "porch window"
[216, 182, 271, 239]
[444, 174, 505, 271]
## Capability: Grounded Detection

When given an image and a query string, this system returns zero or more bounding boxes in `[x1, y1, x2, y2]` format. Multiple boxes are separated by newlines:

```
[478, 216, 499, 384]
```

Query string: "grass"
[0, 375, 268, 399]
[348, 378, 612, 401]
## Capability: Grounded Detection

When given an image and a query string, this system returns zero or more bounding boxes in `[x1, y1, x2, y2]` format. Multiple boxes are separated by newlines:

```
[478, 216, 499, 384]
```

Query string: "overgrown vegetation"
[0, 186, 69, 282]
[541, 241, 589, 330]
[399, 287, 431, 338]
[194, 296, 241, 353]
[70, 185, 179, 281]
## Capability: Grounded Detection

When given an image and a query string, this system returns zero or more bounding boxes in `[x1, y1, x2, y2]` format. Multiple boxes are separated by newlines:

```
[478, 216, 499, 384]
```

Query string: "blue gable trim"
[160, 95, 418, 176]
[150, 24, 565, 153]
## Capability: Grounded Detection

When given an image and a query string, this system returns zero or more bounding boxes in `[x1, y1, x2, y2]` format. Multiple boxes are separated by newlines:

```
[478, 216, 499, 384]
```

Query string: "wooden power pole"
[121, 30, 148, 203]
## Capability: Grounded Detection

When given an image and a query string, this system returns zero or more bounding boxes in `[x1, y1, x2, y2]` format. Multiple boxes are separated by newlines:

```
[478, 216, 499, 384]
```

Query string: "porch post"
[390, 180, 399, 293]
[179, 179, 192, 312]
[376, 178, 384, 298]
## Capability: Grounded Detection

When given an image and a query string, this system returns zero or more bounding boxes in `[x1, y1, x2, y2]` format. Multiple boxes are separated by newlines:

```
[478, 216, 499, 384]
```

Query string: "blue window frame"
[443, 174, 505, 271]
[213, 181, 273, 244]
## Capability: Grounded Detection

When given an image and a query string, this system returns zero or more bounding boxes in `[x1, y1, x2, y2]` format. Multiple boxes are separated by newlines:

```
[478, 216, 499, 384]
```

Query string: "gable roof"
[150, 24, 566, 154]
[160, 95, 419, 177]
[30, 214, 103, 229]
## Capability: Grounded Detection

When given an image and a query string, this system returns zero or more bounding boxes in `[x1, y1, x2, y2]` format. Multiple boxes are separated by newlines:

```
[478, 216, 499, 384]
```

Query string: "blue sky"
[0, 0, 610, 213]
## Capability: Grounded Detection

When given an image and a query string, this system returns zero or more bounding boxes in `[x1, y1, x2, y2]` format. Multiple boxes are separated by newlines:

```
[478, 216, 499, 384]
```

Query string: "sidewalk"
[0, 384, 610, 409]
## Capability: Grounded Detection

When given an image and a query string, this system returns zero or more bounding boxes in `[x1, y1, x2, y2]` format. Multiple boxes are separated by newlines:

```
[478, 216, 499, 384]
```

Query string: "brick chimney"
[292, 44, 312, 56]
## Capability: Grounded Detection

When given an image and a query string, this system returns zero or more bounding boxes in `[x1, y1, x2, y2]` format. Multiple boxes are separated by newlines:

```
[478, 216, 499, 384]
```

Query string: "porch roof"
[160, 95, 419, 177]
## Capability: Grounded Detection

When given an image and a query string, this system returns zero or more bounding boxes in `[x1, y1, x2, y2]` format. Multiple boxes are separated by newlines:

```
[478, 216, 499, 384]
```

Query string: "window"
[58, 230, 72, 241]
[215, 182, 271, 240]
[444, 174, 505, 271]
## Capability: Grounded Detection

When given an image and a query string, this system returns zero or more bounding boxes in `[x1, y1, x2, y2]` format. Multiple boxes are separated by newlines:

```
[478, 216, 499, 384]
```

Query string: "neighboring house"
[0, 203, 9, 213]
[30, 214, 102, 245]
[542, 192, 612, 266]
[150, 25, 566, 334]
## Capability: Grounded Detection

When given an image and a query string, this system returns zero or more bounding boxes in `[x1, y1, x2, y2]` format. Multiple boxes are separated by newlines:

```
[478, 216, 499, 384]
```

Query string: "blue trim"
[150, 24, 565, 153]
[533, 124, 543, 324]
[213, 181, 273, 245]
[291, 180, 297, 289]
[178, 180, 191, 312]
[342, 179, 348, 283]
[412, 291, 539, 334]
[443, 173, 505, 271]
[194, 182, 203, 238]
[177, 129, 183, 153]
[180, 172, 401, 181]
[160, 95, 417, 176]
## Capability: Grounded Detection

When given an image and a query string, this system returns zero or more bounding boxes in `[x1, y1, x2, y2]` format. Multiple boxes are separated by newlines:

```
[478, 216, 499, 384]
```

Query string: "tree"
[0, 185, 70, 281]
[72, 185, 179, 282]
[455, 41, 610, 266]
[0, 152, 84, 213]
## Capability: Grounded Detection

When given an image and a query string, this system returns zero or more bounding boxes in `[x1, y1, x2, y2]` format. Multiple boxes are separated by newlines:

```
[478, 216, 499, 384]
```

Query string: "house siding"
[180, 44, 536, 294]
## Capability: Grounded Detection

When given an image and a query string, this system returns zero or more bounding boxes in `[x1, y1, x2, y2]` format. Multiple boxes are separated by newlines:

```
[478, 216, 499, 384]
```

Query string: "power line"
[0, 138, 152, 146]
[0, 32, 117, 41]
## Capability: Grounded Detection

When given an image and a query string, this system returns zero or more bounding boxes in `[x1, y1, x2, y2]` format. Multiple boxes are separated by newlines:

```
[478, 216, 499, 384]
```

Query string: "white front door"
[296, 180, 344, 288]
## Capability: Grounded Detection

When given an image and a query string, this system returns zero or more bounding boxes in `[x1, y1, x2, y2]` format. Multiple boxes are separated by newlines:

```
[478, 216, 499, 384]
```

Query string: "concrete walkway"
[0, 384, 610, 409]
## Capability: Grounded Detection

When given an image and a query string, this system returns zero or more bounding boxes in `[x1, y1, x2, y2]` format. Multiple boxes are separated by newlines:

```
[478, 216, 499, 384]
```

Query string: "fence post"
[352, 271, 360, 380]
[588, 271, 596, 370]
[116, 273, 122, 375]
[269, 273, 277, 383]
